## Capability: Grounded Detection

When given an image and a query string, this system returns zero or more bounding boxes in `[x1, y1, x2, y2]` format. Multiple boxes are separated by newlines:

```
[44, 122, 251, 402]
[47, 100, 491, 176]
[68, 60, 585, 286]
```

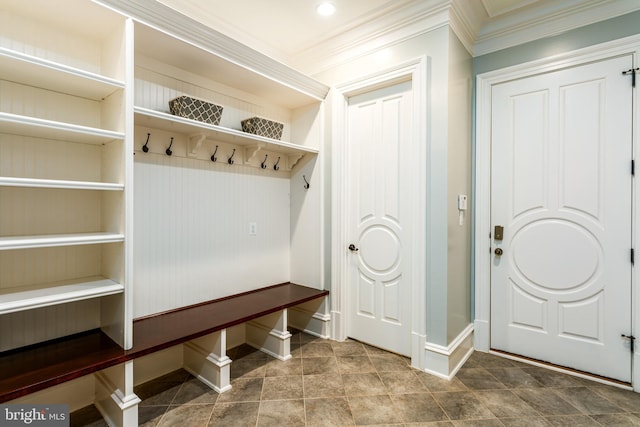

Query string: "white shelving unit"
[2, 0, 329, 421]
[1, 0, 328, 356]
[0, 0, 132, 352]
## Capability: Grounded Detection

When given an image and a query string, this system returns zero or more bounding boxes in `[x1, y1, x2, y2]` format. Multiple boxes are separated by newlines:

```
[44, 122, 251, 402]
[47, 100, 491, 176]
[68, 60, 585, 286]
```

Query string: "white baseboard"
[289, 306, 331, 339]
[423, 324, 474, 380]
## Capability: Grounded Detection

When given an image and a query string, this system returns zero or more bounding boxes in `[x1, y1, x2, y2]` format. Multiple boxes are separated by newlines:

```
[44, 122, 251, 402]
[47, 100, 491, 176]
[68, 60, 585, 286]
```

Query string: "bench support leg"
[94, 361, 140, 427]
[246, 309, 292, 361]
[183, 330, 232, 393]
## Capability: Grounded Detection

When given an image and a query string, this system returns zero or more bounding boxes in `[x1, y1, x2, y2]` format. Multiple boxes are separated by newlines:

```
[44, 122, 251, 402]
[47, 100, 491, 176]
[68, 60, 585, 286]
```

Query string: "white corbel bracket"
[245, 143, 266, 167]
[288, 153, 304, 170]
[188, 133, 207, 157]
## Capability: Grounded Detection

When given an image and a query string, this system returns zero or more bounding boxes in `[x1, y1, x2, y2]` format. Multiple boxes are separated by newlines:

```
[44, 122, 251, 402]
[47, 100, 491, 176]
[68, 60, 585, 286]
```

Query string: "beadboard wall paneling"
[133, 152, 291, 317]
[0, 187, 102, 236]
[0, 134, 106, 182]
[0, 81, 105, 130]
[0, 10, 101, 74]
[0, 300, 101, 352]
[290, 158, 322, 287]
[0, 246, 102, 290]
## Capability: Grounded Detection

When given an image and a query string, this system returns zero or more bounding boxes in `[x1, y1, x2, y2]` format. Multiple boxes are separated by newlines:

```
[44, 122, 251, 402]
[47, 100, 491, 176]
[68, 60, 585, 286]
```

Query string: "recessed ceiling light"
[316, 2, 336, 16]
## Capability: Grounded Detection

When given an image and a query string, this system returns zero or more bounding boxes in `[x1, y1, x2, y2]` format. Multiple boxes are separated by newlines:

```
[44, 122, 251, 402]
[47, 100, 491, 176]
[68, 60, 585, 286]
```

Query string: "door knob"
[494, 248, 503, 256]
[348, 244, 359, 252]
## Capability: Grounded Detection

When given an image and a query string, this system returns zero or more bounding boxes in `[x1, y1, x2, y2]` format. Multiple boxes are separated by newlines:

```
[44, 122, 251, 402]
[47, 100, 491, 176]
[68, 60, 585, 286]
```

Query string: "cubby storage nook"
[131, 18, 327, 318]
[0, 0, 132, 351]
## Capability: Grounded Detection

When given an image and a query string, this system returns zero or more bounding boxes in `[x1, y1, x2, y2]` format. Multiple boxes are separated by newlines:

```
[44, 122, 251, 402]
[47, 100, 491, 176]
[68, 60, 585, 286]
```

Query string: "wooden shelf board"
[134, 107, 318, 156]
[0, 176, 123, 191]
[0, 113, 125, 145]
[0, 277, 124, 315]
[0, 48, 124, 100]
[0, 232, 125, 251]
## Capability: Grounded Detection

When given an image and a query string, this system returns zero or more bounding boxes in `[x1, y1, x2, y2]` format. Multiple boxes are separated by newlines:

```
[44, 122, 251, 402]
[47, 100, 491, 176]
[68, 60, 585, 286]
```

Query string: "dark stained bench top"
[0, 283, 328, 402]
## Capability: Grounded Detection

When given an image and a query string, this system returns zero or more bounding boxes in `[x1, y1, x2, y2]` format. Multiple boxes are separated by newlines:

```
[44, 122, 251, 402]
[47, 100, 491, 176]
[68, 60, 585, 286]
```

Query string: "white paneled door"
[490, 55, 633, 382]
[346, 80, 412, 356]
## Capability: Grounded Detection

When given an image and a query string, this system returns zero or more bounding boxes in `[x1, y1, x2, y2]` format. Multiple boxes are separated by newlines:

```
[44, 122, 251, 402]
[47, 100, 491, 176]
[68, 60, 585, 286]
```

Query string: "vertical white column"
[183, 329, 232, 393]
[246, 309, 292, 360]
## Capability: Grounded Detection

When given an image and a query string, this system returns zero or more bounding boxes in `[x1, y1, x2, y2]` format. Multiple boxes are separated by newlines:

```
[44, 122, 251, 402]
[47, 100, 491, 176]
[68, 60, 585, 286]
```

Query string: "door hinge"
[632, 160, 635, 176]
[623, 68, 640, 87]
[621, 334, 636, 353]
[632, 248, 635, 265]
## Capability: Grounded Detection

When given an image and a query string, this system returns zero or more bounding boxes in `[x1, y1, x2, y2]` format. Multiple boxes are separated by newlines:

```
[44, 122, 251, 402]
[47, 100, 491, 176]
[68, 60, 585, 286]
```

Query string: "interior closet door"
[346, 80, 413, 356]
[490, 55, 633, 382]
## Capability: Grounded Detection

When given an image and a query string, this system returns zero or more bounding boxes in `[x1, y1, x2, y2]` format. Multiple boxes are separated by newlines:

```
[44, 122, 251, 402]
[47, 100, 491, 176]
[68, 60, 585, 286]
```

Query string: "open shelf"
[0, 177, 124, 191]
[0, 47, 125, 101]
[0, 112, 125, 144]
[0, 277, 124, 315]
[0, 232, 125, 251]
[134, 21, 327, 110]
[134, 107, 319, 157]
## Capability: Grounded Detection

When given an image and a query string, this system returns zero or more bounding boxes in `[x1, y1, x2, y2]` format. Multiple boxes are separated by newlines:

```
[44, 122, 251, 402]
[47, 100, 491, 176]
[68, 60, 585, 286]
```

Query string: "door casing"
[331, 57, 427, 369]
[475, 34, 640, 391]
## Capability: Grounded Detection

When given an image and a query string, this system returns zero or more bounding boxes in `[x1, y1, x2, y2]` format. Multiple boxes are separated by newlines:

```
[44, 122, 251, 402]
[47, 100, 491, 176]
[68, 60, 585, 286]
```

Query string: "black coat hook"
[273, 156, 280, 171]
[211, 145, 218, 162]
[142, 133, 150, 153]
[228, 148, 236, 165]
[303, 175, 310, 189]
[165, 137, 174, 156]
[261, 154, 268, 169]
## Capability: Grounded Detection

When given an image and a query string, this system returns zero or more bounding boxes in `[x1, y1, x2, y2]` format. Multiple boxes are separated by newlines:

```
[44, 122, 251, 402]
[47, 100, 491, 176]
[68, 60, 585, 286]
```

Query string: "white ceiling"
[156, 0, 534, 64]
[154, 0, 640, 74]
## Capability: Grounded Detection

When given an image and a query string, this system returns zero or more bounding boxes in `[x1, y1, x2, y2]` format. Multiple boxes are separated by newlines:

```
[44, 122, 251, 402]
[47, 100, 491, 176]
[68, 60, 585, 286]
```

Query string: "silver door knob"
[348, 244, 359, 252]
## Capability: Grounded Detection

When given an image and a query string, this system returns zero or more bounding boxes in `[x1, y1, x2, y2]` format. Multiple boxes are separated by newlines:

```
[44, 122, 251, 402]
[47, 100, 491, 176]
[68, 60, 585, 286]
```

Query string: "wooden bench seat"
[0, 282, 328, 404]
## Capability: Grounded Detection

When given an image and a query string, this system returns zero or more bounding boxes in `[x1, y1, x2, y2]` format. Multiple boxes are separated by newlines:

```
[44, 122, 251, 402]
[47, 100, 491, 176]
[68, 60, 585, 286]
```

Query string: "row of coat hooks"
[140, 133, 310, 189]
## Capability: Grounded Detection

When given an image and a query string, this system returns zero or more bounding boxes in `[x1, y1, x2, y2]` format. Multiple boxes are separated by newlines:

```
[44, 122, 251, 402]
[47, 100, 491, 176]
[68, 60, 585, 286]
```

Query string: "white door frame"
[331, 56, 428, 368]
[475, 35, 640, 391]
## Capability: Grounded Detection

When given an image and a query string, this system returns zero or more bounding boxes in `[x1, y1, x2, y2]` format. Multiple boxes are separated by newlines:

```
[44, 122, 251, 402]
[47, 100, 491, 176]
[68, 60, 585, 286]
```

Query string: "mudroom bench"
[0, 282, 328, 424]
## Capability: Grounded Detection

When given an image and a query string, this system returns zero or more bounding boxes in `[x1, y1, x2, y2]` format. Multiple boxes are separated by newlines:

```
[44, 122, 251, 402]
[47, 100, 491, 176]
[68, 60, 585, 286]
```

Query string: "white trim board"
[475, 33, 640, 392]
[424, 324, 474, 380]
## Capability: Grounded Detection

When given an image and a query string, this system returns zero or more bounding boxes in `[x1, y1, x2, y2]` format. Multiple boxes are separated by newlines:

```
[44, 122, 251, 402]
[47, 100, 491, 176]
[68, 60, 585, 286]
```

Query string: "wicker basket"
[241, 116, 284, 140]
[169, 96, 223, 125]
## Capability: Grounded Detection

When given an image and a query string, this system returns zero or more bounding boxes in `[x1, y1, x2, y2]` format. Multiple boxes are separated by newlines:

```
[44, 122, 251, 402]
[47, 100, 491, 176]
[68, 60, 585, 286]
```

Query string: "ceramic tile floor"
[71, 331, 640, 426]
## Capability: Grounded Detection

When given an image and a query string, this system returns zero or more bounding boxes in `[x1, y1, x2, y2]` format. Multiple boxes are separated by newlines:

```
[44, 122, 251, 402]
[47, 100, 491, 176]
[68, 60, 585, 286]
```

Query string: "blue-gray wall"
[474, 10, 640, 75]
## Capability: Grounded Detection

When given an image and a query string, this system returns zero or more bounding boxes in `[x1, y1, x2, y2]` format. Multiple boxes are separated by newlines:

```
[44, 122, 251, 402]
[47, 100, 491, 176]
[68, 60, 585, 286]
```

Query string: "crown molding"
[474, 0, 640, 56]
[95, 0, 329, 101]
[292, 0, 454, 76]
[448, 0, 488, 55]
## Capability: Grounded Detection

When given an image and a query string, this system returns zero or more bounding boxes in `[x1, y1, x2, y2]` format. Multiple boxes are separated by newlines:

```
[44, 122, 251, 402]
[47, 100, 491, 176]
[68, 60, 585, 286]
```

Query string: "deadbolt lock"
[494, 225, 504, 241]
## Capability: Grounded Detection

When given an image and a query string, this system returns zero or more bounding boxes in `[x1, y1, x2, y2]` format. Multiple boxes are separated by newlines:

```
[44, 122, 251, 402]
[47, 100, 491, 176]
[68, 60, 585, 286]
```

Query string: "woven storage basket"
[169, 96, 223, 125]
[241, 116, 284, 140]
